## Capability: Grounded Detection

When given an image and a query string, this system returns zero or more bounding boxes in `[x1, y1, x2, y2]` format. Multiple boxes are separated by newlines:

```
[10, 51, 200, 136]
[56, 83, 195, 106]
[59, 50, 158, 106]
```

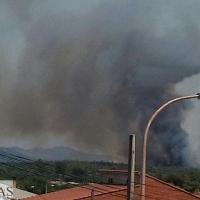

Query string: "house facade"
[0, 180, 36, 200]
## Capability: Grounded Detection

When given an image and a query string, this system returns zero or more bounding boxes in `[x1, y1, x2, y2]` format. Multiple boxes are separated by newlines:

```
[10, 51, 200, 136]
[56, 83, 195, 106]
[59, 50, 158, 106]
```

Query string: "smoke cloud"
[1, 0, 200, 165]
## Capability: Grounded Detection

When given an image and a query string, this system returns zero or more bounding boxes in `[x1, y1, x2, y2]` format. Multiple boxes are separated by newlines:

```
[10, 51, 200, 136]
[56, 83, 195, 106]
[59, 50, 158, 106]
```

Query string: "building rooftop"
[99, 169, 128, 174]
[21, 183, 126, 200]
[21, 173, 200, 200]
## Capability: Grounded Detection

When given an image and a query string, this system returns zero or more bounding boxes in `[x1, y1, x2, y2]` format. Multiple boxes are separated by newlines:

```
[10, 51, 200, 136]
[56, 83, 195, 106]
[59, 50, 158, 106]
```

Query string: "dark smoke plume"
[1, 0, 200, 165]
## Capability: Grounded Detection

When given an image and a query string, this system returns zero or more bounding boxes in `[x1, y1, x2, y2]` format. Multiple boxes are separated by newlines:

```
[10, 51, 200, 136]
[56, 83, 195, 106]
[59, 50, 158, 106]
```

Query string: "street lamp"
[46, 182, 55, 193]
[141, 93, 200, 200]
[31, 185, 34, 193]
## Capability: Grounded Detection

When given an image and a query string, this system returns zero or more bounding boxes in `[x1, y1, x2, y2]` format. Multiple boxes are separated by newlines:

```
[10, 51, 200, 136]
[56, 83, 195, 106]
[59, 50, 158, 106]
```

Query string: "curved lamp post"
[141, 93, 200, 200]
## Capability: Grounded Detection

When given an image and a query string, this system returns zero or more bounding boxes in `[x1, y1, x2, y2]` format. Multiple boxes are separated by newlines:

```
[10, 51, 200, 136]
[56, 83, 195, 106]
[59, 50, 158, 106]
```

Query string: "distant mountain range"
[0, 146, 117, 162]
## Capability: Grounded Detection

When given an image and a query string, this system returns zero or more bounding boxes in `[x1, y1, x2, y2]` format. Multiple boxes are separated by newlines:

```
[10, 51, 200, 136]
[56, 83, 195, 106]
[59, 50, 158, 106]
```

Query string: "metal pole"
[141, 94, 200, 200]
[46, 182, 47, 193]
[127, 134, 135, 200]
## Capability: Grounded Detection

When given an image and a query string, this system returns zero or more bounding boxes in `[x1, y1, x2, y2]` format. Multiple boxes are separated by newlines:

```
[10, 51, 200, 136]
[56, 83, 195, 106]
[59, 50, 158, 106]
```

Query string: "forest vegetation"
[0, 160, 200, 195]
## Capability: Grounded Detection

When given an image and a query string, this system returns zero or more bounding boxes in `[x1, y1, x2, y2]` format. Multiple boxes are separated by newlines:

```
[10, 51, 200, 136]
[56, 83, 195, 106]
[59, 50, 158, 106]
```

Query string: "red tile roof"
[21, 183, 126, 200]
[21, 174, 200, 200]
[135, 174, 200, 200]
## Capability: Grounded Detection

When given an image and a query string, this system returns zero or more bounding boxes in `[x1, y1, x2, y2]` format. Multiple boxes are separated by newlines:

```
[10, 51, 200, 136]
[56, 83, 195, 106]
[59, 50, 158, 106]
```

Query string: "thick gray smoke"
[1, 0, 200, 165]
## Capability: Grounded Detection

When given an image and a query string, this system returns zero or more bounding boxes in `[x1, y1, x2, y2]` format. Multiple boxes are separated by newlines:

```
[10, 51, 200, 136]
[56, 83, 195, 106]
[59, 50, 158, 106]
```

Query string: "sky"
[1, 0, 200, 166]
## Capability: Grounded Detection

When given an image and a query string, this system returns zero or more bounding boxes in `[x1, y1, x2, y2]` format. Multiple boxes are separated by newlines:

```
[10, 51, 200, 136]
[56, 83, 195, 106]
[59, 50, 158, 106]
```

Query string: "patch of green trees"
[0, 160, 127, 194]
[0, 160, 200, 195]
[147, 166, 200, 194]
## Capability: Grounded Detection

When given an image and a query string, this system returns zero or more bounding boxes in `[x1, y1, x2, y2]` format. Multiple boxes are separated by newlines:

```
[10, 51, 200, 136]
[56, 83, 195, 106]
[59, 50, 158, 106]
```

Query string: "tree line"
[0, 160, 200, 195]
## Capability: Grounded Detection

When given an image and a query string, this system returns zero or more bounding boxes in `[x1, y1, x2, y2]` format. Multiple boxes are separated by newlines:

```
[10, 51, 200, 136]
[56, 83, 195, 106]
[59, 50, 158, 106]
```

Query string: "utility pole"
[127, 134, 135, 200]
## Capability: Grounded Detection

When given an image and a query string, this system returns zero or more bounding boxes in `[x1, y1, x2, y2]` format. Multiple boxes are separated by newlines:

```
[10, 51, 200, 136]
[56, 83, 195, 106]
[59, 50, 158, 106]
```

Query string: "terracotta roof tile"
[21, 174, 200, 200]
[21, 184, 126, 200]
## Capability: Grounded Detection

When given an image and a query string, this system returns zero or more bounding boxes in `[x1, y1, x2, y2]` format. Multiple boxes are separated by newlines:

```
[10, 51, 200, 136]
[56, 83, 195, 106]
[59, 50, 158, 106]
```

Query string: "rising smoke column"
[108, 28, 200, 165]
[1, 0, 200, 165]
